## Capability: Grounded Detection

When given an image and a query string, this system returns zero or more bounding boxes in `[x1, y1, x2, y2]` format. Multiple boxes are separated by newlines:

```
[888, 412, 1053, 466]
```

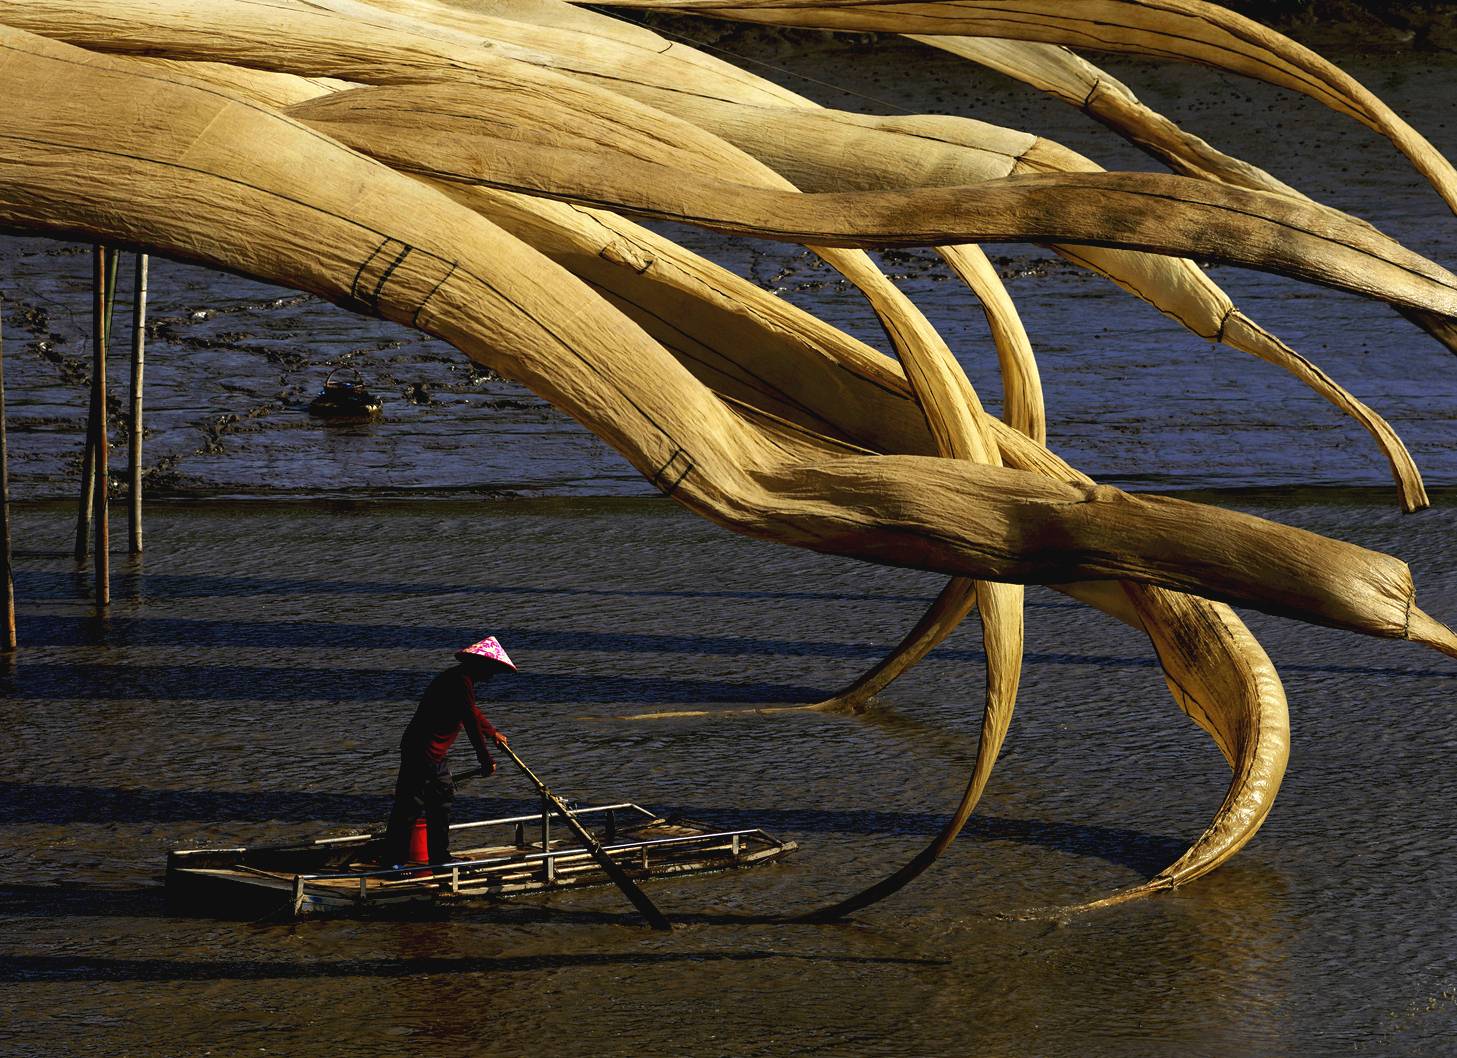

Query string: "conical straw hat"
[455, 636, 517, 670]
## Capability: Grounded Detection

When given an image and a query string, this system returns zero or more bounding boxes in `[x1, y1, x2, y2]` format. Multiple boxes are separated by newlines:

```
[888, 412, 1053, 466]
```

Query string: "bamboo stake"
[73, 387, 95, 561]
[91, 246, 109, 611]
[128, 253, 146, 554]
[0, 292, 14, 652]
[74, 246, 118, 561]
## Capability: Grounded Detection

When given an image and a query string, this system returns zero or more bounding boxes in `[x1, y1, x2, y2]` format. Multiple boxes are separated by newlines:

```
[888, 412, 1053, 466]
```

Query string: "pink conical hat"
[455, 635, 517, 670]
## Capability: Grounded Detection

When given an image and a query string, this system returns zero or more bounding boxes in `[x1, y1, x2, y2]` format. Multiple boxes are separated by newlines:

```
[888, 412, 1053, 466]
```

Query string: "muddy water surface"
[1, 496, 1455, 1056]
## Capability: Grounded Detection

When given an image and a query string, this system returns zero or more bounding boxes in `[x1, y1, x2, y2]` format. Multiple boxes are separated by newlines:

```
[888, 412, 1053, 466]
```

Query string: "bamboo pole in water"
[91, 246, 109, 610]
[73, 380, 95, 561]
[128, 253, 146, 554]
[0, 291, 14, 652]
[75, 245, 118, 561]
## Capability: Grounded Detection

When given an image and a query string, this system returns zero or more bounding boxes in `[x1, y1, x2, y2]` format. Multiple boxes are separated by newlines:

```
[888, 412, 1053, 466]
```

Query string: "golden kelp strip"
[607, 0, 1457, 212]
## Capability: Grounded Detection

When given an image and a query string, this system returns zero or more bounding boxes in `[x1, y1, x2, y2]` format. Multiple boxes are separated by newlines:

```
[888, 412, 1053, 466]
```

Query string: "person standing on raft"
[382, 636, 516, 867]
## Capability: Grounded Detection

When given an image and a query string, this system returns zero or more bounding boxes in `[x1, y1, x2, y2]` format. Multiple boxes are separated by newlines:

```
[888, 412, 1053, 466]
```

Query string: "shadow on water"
[0, 884, 170, 921]
[0, 782, 1191, 875]
[0, 949, 947, 984]
[20, 614, 949, 659]
[13, 569, 952, 606]
[10, 613, 1446, 681]
[0, 663, 829, 704]
[0, 884, 938, 932]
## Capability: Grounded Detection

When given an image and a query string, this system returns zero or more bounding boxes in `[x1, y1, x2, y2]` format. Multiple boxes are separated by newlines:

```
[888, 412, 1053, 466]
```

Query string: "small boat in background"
[166, 801, 796, 919]
[307, 366, 383, 422]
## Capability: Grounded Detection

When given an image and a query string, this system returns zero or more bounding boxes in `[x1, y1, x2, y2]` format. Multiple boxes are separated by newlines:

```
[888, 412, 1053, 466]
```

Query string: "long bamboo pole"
[0, 291, 14, 652]
[91, 246, 109, 611]
[497, 740, 672, 931]
[128, 253, 146, 554]
[75, 246, 118, 561]
[73, 382, 95, 561]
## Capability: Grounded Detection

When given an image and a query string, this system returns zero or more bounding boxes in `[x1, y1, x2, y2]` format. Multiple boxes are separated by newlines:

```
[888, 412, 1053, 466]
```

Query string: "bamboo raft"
[166, 802, 796, 918]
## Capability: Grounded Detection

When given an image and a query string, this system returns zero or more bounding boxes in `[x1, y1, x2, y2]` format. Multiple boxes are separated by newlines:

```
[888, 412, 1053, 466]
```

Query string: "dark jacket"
[401, 664, 500, 769]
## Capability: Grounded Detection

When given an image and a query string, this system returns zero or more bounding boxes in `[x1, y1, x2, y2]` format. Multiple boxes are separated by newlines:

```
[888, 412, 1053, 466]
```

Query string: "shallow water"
[1, 494, 1456, 1056]
[1, 26, 1456, 1058]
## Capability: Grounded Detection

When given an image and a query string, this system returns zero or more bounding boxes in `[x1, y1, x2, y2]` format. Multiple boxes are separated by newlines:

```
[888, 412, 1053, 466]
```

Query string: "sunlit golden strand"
[986, 424, 1290, 912]
[799, 237, 1045, 716]
[936, 245, 1045, 444]
[809, 239, 1044, 713]
[31, 0, 1428, 508]
[601, 0, 1457, 216]
[291, 120, 1457, 319]
[794, 238, 1025, 916]
[290, 77, 1014, 714]
[914, 35, 1307, 198]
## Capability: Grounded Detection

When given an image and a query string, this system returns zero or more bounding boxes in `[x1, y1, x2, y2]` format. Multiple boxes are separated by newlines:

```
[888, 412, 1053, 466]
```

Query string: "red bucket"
[407, 817, 430, 865]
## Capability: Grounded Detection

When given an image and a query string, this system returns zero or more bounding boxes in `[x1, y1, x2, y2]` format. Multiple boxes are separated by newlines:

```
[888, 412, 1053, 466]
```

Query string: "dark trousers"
[383, 755, 454, 865]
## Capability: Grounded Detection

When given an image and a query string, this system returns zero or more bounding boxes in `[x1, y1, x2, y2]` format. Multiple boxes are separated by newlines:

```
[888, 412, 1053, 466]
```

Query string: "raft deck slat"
[166, 801, 796, 918]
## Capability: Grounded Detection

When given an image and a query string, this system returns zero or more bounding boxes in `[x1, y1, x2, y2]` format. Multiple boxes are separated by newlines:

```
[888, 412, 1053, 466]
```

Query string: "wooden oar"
[496, 740, 672, 932]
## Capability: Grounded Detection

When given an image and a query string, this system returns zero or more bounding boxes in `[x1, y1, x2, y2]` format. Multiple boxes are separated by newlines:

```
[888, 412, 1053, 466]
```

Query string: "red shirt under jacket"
[401, 665, 500, 767]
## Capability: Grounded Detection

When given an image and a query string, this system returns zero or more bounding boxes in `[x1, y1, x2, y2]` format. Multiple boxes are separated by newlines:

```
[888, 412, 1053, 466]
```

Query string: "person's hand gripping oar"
[496, 739, 672, 932]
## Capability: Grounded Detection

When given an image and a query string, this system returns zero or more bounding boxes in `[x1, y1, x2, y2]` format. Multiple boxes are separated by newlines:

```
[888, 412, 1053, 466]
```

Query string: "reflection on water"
[0, 497, 1454, 1055]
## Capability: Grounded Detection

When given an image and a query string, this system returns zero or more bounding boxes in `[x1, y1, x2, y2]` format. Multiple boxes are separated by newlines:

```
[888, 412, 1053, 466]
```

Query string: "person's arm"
[462, 683, 507, 773]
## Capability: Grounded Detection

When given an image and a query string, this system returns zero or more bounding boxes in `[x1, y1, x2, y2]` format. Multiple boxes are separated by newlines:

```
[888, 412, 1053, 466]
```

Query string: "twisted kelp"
[0, 0, 1453, 916]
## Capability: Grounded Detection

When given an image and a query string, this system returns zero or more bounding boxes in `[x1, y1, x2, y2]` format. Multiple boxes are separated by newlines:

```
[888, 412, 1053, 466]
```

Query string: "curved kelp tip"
[985, 433, 1291, 921]
[810, 577, 979, 712]
[1220, 311, 1428, 511]
[1409, 607, 1457, 660]
[797, 595, 1020, 921]
[799, 217, 1027, 917]
[1007, 586, 1290, 920]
